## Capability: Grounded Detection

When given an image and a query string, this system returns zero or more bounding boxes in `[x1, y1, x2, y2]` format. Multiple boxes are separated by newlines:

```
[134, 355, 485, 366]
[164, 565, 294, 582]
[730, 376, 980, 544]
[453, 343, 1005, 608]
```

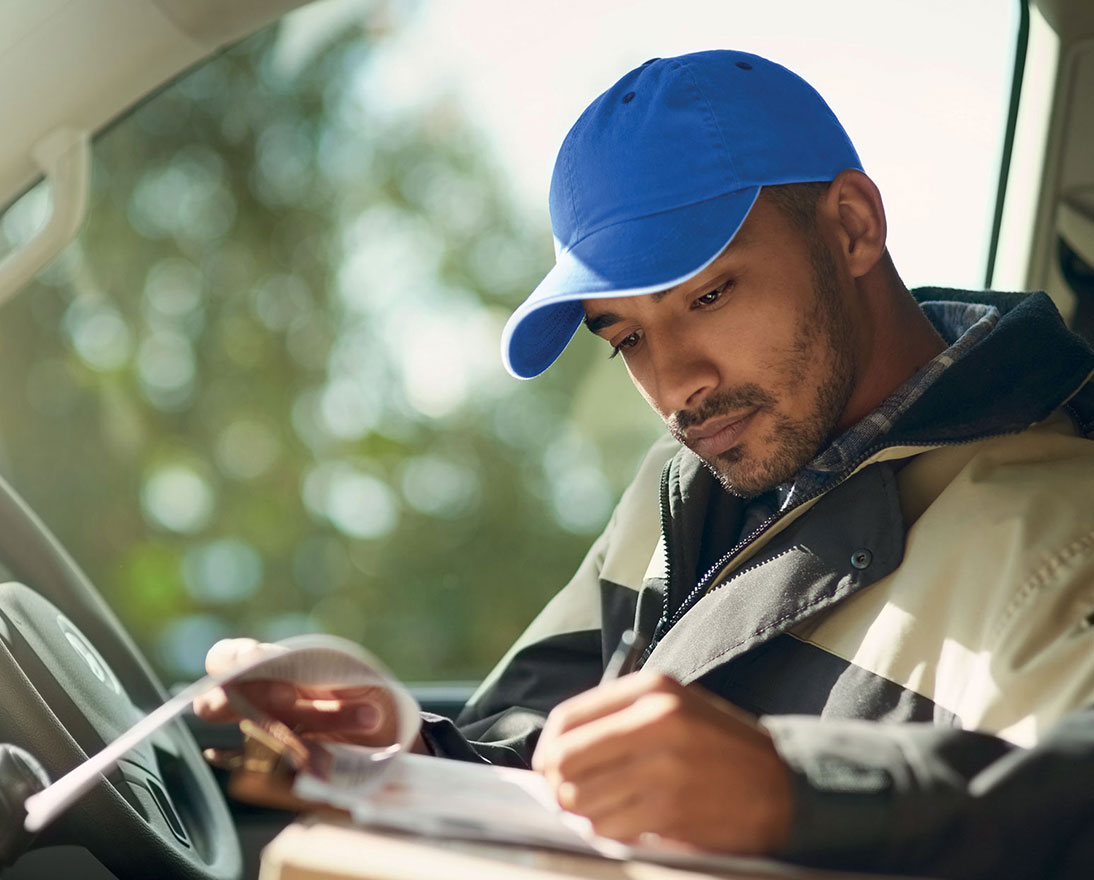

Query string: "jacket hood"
[892, 289, 1094, 444]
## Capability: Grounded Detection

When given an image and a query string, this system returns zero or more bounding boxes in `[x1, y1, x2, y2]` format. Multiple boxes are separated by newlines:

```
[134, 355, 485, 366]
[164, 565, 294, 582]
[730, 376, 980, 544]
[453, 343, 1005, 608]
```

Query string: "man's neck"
[835, 260, 947, 433]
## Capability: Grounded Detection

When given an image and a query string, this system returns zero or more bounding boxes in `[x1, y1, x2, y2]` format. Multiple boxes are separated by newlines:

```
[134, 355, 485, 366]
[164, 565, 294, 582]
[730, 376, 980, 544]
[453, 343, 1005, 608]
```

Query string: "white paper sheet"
[22, 634, 419, 833]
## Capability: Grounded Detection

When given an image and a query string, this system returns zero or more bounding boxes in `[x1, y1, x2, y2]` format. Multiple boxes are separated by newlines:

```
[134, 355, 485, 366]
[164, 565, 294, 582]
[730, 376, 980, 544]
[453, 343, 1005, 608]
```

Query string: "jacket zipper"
[643, 428, 1029, 660]
[643, 460, 675, 655]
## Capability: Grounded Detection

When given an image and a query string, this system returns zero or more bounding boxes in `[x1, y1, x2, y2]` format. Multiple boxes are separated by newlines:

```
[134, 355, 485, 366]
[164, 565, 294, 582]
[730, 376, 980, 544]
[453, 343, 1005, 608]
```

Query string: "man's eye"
[609, 330, 641, 359]
[694, 281, 732, 307]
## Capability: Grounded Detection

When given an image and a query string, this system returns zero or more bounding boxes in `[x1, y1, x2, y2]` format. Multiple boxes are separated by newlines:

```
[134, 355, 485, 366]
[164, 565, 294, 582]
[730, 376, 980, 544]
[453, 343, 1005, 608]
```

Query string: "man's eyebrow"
[584, 311, 622, 335]
[581, 279, 708, 336]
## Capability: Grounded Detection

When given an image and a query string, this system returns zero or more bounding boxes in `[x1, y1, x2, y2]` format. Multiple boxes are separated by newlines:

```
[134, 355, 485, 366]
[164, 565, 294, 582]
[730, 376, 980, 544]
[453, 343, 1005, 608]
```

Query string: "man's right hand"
[193, 637, 428, 754]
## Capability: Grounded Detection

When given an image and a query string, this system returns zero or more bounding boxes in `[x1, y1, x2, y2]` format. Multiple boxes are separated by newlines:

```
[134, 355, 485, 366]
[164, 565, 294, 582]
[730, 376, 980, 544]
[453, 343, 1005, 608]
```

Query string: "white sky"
[347, 0, 1020, 291]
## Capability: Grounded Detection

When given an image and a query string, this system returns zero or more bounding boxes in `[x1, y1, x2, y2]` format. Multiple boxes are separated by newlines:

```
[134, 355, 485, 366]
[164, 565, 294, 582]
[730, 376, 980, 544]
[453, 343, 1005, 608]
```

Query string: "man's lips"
[685, 410, 758, 458]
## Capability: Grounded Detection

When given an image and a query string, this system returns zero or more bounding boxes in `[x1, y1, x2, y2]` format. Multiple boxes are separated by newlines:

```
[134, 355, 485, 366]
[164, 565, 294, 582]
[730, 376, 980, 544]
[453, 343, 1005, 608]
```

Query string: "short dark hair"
[762, 181, 829, 231]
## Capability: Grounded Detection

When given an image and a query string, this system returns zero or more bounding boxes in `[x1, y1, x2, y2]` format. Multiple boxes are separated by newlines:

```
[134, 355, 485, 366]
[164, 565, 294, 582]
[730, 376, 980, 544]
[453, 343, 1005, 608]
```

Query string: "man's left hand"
[532, 671, 794, 855]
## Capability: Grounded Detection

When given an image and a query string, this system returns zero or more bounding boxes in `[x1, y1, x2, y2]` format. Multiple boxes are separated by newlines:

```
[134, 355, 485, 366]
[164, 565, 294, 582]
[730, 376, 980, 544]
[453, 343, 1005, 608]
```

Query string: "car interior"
[0, 0, 1091, 878]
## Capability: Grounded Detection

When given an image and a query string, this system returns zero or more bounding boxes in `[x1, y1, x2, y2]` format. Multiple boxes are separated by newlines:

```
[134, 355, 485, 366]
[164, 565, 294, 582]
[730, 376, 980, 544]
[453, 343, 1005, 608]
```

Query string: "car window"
[0, 0, 1022, 684]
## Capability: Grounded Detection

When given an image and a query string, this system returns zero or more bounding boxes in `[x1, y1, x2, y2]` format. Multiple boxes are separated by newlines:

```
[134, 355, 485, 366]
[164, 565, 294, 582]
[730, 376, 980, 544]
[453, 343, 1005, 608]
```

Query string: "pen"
[600, 629, 649, 683]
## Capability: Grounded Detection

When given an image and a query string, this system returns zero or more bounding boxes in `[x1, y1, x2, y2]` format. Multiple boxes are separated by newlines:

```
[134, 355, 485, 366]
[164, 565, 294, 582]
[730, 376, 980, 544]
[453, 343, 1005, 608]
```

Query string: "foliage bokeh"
[0, 7, 660, 683]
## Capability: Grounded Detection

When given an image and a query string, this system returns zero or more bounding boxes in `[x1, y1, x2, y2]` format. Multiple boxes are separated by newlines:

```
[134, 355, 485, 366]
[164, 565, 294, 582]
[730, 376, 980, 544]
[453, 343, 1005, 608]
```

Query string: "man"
[201, 51, 1094, 876]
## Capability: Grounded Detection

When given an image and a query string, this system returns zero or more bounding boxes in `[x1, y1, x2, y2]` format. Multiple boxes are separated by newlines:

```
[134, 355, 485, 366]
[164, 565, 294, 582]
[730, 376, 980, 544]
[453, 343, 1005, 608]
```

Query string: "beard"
[667, 241, 856, 498]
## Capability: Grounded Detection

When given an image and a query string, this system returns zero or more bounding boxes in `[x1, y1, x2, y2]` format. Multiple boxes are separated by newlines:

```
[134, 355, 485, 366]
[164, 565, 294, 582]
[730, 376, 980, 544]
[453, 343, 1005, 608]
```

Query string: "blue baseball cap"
[502, 49, 863, 379]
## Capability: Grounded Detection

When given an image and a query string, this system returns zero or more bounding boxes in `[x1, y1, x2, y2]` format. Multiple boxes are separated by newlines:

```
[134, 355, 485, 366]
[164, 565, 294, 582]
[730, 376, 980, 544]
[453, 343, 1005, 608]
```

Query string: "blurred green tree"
[0, 5, 660, 683]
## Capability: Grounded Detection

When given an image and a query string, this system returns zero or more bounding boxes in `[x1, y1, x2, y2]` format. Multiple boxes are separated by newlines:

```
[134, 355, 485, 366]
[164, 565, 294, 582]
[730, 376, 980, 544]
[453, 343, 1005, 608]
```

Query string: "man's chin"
[710, 469, 771, 499]
[692, 450, 770, 499]
[699, 448, 800, 499]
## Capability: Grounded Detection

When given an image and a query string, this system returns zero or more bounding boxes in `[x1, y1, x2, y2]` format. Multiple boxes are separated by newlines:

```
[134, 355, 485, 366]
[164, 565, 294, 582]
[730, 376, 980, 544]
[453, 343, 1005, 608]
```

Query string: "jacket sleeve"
[764, 705, 1094, 879]
[766, 490, 1094, 878]
[420, 434, 678, 768]
[753, 416, 1094, 878]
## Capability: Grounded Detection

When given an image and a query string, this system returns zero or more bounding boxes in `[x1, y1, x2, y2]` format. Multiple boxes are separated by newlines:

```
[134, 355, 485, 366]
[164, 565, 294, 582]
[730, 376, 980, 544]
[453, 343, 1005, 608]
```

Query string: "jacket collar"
[648, 289, 1094, 659]
[647, 457, 906, 681]
[891, 289, 1094, 443]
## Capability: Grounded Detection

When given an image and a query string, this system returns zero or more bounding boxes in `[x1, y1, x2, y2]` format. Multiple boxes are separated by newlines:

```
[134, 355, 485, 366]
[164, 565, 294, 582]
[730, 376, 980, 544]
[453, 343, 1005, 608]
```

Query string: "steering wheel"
[0, 473, 241, 880]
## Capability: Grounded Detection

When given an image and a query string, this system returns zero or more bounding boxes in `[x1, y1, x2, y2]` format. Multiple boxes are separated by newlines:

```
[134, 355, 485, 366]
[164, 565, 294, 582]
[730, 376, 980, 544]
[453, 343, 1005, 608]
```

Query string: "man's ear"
[820, 169, 887, 279]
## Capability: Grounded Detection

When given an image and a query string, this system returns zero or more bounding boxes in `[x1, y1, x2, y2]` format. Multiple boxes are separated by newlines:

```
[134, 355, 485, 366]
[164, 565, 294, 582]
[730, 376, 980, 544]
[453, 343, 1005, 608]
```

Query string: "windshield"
[0, 0, 1022, 683]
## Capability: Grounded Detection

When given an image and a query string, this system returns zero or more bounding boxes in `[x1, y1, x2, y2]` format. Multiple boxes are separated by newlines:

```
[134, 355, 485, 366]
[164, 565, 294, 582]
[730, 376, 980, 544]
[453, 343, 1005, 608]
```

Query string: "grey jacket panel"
[768, 706, 1094, 879]
[697, 634, 957, 726]
[646, 461, 906, 683]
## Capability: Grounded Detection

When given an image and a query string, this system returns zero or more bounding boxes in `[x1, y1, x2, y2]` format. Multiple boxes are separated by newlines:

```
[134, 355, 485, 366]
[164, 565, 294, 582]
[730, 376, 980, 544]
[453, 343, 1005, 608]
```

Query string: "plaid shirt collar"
[776, 300, 1001, 510]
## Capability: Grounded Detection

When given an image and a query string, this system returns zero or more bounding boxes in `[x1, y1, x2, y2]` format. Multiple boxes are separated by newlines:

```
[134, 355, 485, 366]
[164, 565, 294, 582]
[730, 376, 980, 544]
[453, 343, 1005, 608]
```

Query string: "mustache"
[668, 385, 776, 435]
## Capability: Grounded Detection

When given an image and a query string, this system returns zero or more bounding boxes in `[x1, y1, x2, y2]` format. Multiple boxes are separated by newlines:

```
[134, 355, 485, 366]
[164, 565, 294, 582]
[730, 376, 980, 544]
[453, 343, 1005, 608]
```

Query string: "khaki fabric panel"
[600, 433, 679, 590]
[982, 528, 1094, 745]
[791, 412, 1094, 747]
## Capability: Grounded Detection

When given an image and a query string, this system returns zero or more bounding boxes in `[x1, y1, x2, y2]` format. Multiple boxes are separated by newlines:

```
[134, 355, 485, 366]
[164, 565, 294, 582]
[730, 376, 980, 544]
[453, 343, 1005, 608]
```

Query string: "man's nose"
[648, 338, 718, 415]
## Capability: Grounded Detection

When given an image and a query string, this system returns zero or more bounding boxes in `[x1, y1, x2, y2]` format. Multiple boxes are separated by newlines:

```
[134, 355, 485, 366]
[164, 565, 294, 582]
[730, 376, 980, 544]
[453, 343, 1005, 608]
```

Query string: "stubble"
[673, 240, 857, 498]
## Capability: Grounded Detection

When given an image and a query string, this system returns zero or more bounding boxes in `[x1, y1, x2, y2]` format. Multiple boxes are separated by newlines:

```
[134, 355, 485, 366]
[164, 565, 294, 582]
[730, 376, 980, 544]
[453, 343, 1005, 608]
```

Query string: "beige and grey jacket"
[422, 290, 1094, 879]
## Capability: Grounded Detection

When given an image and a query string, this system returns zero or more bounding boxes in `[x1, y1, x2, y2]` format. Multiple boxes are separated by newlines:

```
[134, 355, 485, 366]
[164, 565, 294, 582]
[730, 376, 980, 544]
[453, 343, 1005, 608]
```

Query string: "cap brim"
[502, 186, 760, 378]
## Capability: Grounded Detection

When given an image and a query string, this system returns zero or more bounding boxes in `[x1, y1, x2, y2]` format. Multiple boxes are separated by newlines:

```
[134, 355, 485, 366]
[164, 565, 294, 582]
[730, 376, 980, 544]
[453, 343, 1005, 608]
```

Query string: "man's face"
[582, 195, 858, 497]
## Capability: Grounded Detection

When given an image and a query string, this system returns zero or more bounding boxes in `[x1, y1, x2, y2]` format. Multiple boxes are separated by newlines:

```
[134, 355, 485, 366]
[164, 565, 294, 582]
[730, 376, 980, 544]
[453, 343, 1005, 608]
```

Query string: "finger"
[534, 672, 680, 770]
[281, 697, 387, 736]
[192, 685, 235, 722]
[202, 748, 244, 771]
[551, 722, 692, 822]
[537, 687, 686, 780]
[294, 683, 399, 712]
[195, 677, 299, 723]
[199, 639, 278, 722]
[555, 757, 681, 844]
[556, 672, 680, 732]
[205, 637, 261, 676]
[539, 709, 645, 787]
[556, 760, 644, 820]
[230, 679, 300, 713]
[296, 684, 376, 699]
[579, 769, 691, 844]
[285, 684, 400, 732]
